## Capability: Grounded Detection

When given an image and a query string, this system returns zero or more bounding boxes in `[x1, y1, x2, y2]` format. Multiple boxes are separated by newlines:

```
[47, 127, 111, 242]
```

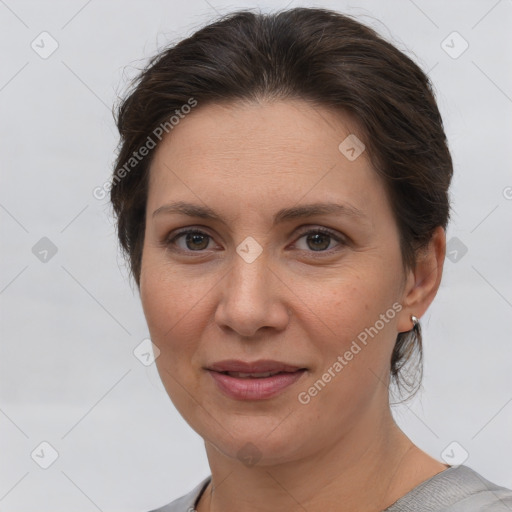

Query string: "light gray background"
[1, 0, 511, 510]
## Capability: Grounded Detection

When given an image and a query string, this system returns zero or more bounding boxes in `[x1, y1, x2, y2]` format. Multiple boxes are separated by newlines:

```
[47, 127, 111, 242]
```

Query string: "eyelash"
[164, 227, 346, 256]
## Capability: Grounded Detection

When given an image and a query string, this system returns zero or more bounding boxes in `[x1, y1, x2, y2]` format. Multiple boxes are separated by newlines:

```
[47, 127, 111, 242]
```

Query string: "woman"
[109, 7, 512, 512]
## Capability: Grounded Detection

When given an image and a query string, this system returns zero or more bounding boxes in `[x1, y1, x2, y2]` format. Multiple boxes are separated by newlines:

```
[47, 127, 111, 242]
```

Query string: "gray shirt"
[150, 464, 512, 511]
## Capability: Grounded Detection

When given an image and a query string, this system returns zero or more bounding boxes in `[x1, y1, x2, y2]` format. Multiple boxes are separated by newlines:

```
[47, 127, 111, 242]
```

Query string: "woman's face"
[140, 99, 415, 465]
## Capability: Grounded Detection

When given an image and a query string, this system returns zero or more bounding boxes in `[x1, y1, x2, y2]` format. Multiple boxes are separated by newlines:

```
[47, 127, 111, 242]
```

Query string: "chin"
[202, 420, 313, 467]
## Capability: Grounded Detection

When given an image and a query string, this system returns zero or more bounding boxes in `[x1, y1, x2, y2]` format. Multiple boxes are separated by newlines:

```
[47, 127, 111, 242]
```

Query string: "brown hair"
[110, 7, 452, 397]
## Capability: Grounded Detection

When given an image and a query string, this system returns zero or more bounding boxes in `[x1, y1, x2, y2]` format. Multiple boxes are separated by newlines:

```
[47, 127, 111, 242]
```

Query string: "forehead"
[146, 99, 385, 218]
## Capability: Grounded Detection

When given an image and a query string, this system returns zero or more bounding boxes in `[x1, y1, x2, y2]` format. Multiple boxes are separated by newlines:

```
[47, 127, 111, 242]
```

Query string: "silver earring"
[411, 315, 419, 331]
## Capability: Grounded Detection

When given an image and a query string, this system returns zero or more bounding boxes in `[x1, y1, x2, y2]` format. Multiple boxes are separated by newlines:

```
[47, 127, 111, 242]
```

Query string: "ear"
[397, 226, 446, 333]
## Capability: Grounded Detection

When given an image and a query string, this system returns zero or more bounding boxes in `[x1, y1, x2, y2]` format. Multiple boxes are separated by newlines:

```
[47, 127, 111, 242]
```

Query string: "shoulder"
[148, 476, 211, 512]
[385, 464, 512, 511]
[442, 465, 512, 511]
[146, 468, 512, 511]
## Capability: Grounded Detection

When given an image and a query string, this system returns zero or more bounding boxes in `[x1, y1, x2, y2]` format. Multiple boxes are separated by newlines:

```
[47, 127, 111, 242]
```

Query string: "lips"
[222, 370, 282, 378]
[207, 359, 305, 374]
[205, 360, 307, 400]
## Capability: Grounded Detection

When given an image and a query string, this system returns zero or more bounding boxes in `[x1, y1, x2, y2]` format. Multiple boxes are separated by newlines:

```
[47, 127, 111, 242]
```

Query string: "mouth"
[205, 360, 307, 400]
[206, 359, 307, 374]
[216, 370, 301, 378]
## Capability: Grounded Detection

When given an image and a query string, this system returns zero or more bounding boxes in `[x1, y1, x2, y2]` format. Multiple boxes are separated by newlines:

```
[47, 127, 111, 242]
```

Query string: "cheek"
[140, 250, 209, 330]
[139, 253, 223, 384]
[296, 275, 401, 421]
[140, 257, 200, 361]
[292, 262, 402, 386]
[296, 263, 399, 335]
[140, 261, 210, 411]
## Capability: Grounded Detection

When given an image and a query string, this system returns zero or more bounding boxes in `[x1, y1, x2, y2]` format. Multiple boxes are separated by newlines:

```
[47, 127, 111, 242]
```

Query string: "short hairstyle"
[110, 7, 453, 398]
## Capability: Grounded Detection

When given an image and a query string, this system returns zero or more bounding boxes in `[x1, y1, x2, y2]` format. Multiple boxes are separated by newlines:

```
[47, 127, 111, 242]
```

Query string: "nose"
[214, 252, 290, 338]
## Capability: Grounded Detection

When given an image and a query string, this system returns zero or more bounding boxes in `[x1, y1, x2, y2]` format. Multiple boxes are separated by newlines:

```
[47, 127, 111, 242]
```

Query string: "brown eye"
[305, 232, 331, 251]
[184, 232, 210, 250]
[167, 230, 213, 251]
[294, 228, 344, 253]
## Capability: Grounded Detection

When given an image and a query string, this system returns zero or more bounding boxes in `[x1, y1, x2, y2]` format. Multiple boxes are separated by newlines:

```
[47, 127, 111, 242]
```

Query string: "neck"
[196, 404, 446, 512]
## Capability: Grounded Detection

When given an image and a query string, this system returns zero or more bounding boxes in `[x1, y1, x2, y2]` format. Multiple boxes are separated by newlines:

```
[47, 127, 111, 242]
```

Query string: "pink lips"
[206, 359, 307, 400]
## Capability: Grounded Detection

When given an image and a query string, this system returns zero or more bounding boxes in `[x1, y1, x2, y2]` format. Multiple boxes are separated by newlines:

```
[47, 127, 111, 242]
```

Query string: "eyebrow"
[152, 200, 367, 226]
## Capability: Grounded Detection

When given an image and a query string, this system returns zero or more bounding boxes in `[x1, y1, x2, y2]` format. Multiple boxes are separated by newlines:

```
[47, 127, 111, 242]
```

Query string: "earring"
[411, 315, 420, 331]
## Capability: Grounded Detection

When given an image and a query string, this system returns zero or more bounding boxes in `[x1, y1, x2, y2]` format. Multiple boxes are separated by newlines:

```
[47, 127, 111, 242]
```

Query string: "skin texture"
[139, 99, 447, 512]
